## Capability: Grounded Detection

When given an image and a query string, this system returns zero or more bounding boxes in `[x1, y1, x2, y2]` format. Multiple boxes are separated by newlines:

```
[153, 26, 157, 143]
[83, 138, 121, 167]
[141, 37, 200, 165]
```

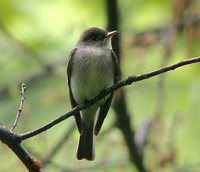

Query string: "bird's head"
[76, 27, 118, 49]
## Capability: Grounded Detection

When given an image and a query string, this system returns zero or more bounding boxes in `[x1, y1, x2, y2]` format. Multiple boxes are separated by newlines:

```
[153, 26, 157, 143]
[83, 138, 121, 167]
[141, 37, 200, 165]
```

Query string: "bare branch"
[0, 127, 42, 172]
[18, 56, 200, 141]
[0, 56, 199, 172]
[11, 83, 27, 131]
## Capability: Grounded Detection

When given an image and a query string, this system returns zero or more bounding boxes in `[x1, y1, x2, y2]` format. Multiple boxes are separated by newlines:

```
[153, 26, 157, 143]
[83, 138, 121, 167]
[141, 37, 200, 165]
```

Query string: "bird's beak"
[106, 30, 118, 38]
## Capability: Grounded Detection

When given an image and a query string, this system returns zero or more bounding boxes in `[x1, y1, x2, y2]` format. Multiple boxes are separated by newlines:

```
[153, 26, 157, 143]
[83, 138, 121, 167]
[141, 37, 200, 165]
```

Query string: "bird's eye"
[91, 36, 97, 41]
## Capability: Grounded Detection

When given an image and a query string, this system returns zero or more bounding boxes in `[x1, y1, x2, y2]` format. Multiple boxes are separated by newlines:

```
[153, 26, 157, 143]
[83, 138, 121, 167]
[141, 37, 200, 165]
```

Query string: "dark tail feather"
[76, 123, 94, 161]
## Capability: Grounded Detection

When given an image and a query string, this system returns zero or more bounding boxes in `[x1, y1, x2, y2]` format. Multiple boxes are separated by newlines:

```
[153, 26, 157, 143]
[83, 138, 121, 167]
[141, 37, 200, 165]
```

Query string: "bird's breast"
[70, 47, 114, 104]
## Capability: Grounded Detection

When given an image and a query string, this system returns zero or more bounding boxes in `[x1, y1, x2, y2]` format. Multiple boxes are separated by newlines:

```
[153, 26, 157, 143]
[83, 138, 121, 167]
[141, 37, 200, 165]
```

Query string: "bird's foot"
[84, 98, 91, 107]
[100, 89, 107, 101]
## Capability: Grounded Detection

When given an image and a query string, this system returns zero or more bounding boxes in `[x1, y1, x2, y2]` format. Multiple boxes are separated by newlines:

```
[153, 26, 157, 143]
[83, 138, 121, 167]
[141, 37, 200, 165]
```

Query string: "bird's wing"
[94, 50, 119, 135]
[111, 50, 120, 83]
[67, 48, 83, 134]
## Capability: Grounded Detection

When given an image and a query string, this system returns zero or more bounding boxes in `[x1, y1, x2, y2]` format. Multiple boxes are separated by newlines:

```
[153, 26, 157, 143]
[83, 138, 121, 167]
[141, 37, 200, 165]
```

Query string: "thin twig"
[18, 56, 200, 141]
[11, 83, 26, 131]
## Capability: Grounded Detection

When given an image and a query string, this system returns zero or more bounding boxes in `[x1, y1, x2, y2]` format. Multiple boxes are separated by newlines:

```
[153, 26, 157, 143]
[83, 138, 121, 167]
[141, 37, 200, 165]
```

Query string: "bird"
[67, 27, 119, 161]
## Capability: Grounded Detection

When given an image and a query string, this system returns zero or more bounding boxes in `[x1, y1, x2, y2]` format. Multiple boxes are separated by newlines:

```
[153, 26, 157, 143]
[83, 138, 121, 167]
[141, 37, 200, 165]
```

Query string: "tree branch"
[0, 56, 199, 172]
[18, 56, 200, 141]
[0, 127, 42, 172]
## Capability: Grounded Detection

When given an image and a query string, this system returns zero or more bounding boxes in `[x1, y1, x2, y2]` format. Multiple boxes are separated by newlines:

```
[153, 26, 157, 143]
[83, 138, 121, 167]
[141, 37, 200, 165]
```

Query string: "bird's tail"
[76, 122, 94, 161]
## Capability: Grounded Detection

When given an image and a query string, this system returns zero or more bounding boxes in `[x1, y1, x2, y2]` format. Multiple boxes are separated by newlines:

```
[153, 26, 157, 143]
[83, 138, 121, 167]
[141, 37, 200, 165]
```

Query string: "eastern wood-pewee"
[67, 27, 119, 161]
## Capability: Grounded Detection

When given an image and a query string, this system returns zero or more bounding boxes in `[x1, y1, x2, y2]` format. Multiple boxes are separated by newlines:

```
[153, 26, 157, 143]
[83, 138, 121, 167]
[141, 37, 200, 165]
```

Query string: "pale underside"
[70, 47, 114, 125]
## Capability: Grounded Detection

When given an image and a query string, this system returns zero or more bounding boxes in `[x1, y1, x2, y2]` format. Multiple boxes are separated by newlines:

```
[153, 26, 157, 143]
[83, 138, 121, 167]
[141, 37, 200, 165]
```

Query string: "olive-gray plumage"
[67, 27, 119, 160]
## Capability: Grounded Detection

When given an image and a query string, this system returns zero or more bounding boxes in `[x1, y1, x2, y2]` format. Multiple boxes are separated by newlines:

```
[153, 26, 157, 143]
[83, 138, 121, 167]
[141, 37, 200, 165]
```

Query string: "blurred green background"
[0, 0, 200, 171]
